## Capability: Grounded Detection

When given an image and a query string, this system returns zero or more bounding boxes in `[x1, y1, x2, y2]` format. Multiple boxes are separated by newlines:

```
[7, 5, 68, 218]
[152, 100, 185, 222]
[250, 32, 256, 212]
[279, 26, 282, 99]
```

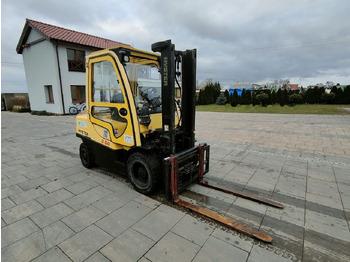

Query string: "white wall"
[22, 28, 94, 114]
[22, 29, 63, 114]
[57, 46, 92, 113]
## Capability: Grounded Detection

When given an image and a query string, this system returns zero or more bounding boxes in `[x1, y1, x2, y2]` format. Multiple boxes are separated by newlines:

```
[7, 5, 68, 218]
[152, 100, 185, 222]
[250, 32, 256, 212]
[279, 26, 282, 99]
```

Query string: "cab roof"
[110, 45, 160, 61]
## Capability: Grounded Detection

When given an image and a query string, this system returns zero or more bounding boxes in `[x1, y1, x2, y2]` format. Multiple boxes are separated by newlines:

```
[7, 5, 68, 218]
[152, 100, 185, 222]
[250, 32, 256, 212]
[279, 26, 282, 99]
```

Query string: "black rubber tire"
[79, 143, 95, 168]
[126, 152, 160, 195]
[69, 106, 78, 115]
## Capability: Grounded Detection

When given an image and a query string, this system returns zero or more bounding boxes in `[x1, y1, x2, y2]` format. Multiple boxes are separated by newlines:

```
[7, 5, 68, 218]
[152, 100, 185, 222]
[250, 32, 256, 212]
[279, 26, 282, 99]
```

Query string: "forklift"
[76, 40, 282, 243]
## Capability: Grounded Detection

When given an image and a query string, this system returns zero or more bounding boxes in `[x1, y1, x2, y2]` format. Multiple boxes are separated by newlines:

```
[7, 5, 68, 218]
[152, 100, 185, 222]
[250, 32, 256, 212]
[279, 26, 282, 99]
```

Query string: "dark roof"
[17, 19, 130, 54]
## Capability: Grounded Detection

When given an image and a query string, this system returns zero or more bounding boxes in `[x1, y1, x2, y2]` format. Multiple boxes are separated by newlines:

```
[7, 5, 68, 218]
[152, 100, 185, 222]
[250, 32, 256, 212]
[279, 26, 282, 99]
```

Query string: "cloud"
[1, 65, 26, 93]
[2, 0, 350, 93]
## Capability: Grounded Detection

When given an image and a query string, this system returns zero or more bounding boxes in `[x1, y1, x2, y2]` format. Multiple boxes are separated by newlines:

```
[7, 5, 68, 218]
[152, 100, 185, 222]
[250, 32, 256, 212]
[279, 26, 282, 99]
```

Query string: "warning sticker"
[103, 128, 109, 139]
[124, 135, 133, 144]
[77, 120, 87, 128]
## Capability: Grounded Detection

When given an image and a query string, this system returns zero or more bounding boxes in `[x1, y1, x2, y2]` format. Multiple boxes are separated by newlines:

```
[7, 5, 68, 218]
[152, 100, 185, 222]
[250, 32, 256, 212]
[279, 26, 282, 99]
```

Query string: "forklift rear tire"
[79, 143, 95, 168]
[126, 152, 160, 195]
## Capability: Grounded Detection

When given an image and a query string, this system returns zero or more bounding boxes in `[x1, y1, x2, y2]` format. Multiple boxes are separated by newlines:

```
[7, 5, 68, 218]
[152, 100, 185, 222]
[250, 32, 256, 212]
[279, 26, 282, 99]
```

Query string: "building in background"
[16, 19, 130, 114]
[227, 82, 253, 96]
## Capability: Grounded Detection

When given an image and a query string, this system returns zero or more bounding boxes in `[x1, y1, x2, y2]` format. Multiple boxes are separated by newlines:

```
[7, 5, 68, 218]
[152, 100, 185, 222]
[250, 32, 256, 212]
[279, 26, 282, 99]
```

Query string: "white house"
[16, 19, 130, 114]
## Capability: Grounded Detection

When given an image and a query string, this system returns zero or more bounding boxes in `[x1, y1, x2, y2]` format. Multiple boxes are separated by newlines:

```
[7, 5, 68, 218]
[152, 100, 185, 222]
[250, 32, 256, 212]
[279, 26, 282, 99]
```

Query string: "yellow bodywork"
[76, 45, 178, 151]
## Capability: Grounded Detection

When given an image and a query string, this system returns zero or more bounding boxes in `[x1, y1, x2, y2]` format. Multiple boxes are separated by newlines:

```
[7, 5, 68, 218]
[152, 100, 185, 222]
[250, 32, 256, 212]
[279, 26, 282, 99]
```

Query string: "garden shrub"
[255, 93, 269, 107]
[31, 110, 55, 116]
[321, 93, 336, 104]
[11, 95, 30, 112]
[230, 89, 239, 107]
[289, 94, 303, 106]
[216, 93, 227, 105]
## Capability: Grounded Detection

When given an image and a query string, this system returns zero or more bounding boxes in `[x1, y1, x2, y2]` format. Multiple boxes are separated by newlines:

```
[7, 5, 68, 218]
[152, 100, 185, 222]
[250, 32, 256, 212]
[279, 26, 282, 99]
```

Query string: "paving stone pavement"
[1, 111, 350, 262]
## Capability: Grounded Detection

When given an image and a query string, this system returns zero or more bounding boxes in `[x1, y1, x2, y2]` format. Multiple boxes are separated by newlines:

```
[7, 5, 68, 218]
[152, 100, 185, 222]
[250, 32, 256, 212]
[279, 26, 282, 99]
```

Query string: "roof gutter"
[55, 41, 66, 114]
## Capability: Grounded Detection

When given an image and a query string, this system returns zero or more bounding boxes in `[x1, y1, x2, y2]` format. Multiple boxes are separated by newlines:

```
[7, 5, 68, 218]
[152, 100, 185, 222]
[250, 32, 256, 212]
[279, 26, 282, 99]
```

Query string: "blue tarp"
[229, 88, 252, 96]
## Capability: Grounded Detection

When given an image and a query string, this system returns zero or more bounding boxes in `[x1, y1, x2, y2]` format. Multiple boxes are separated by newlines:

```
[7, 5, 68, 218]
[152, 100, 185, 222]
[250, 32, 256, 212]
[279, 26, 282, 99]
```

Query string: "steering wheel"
[143, 87, 157, 95]
[150, 97, 161, 108]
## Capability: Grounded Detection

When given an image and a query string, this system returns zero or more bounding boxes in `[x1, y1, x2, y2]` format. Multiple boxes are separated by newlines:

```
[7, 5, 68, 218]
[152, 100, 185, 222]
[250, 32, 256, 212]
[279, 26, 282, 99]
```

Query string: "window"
[91, 59, 128, 139]
[125, 61, 161, 114]
[71, 85, 86, 103]
[67, 49, 85, 72]
[44, 85, 54, 103]
[91, 106, 127, 138]
[92, 60, 124, 103]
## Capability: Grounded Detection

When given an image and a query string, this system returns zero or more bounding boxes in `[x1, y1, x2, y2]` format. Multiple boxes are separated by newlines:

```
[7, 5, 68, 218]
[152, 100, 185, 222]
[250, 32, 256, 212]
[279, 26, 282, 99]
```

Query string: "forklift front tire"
[79, 143, 95, 168]
[126, 152, 159, 195]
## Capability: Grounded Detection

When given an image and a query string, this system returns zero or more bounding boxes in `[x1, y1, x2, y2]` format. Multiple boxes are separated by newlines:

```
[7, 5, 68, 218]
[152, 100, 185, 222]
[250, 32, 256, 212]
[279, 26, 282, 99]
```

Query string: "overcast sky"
[1, 0, 350, 93]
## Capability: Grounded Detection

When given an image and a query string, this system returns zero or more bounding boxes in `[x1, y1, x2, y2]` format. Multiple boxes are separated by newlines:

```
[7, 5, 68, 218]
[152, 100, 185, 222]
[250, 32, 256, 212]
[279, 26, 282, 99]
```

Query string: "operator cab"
[82, 46, 165, 151]
[120, 50, 162, 127]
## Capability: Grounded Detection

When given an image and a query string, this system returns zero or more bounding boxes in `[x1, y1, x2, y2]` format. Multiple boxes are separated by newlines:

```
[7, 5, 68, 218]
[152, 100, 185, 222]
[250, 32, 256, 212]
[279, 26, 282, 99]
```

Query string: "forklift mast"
[151, 40, 196, 154]
[154, 41, 280, 243]
[180, 48, 197, 149]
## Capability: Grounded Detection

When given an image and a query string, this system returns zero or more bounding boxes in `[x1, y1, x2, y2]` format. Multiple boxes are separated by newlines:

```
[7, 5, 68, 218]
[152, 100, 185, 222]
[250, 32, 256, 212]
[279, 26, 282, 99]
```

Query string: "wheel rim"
[70, 107, 78, 115]
[81, 148, 88, 165]
[132, 162, 149, 188]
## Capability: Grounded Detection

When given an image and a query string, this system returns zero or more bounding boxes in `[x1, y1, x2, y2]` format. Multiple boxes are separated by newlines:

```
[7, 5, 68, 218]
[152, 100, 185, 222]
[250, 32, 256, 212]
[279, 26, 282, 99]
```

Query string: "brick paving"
[2, 111, 350, 261]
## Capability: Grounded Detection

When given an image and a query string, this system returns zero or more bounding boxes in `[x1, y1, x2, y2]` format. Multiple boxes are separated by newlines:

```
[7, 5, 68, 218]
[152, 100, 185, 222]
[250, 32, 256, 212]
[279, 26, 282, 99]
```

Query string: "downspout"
[55, 41, 66, 114]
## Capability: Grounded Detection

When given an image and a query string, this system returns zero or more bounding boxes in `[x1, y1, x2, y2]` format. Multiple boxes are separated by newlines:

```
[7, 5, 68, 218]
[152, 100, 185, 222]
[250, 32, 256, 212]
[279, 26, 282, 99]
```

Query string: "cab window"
[92, 60, 124, 103]
[125, 60, 161, 114]
[91, 59, 127, 138]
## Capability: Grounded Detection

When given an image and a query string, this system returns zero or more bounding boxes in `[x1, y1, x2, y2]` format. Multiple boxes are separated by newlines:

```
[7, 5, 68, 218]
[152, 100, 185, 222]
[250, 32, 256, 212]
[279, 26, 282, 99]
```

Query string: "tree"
[265, 89, 272, 105]
[198, 90, 205, 105]
[276, 89, 288, 106]
[216, 93, 227, 105]
[251, 92, 258, 106]
[230, 89, 239, 107]
[330, 86, 342, 104]
[255, 93, 269, 107]
[315, 87, 325, 103]
[321, 93, 336, 104]
[240, 89, 251, 105]
[276, 89, 282, 105]
[326, 81, 335, 88]
[246, 90, 252, 105]
[197, 80, 221, 105]
[289, 94, 303, 106]
[270, 90, 277, 104]
[281, 89, 289, 106]
[343, 86, 350, 104]
[303, 88, 314, 104]
[224, 89, 229, 104]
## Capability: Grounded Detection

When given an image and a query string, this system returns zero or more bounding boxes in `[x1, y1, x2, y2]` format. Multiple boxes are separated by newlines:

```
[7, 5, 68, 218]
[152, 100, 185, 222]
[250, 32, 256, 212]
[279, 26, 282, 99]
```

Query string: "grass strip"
[196, 104, 350, 114]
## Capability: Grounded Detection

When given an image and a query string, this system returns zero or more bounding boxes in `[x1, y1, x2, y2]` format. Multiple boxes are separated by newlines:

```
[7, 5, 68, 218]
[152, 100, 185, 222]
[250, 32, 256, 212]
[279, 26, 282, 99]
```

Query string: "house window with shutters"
[67, 49, 85, 72]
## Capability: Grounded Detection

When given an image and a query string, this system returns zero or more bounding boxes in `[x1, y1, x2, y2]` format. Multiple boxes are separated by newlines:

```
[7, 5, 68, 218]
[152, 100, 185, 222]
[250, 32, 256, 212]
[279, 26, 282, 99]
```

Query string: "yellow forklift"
[76, 40, 282, 243]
